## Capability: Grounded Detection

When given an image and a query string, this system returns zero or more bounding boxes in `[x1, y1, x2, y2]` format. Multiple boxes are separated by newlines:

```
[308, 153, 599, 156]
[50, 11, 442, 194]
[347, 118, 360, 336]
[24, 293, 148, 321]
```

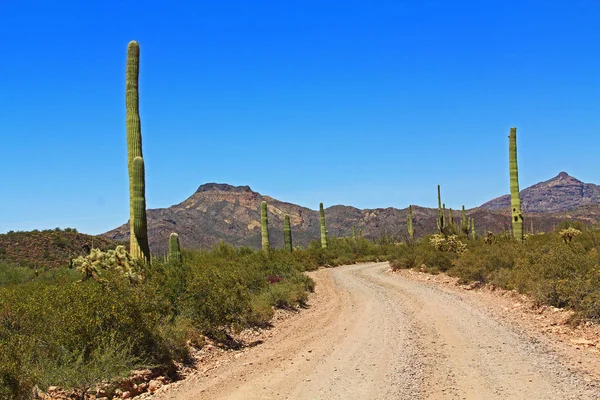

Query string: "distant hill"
[103, 174, 600, 254]
[480, 172, 600, 212]
[0, 229, 120, 268]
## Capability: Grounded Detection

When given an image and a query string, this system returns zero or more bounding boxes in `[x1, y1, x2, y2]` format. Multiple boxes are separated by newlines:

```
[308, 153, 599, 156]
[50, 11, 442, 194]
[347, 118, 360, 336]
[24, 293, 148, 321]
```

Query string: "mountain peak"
[195, 183, 254, 194]
[481, 172, 599, 213]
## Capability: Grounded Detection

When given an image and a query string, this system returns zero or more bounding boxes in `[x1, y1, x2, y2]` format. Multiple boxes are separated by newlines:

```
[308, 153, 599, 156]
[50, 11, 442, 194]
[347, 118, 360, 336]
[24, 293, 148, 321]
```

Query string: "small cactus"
[168, 233, 182, 264]
[261, 201, 270, 251]
[284, 215, 292, 252]
[320, 202, 327, 248]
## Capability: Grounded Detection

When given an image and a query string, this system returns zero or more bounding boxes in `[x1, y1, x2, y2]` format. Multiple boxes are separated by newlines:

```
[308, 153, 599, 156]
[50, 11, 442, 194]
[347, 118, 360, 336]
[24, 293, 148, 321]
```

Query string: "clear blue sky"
[1, 1, 599, 234]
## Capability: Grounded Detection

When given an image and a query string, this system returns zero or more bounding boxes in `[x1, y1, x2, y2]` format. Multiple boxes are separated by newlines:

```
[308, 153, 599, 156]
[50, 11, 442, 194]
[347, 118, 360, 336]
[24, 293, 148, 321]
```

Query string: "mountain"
[103, 174, 600, 254]
[0, 229, 119, 268]
[480, 172, 600, 213]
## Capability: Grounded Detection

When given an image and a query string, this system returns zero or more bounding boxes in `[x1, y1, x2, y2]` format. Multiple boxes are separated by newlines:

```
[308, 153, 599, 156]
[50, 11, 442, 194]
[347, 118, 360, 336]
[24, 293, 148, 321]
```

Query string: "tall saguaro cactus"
[320, 202, 327, 248]
[460, 205, 467, 235]
[126, 41, 150, 263]
[261, 201, 270, 251]
[470, 217, 476, 239]
[407, 205, 414, 240]
[284, 215, 292, 252]
[509, 127, 523, 242]
[436, 185, 444, 233]
[168, 233, 182, 264]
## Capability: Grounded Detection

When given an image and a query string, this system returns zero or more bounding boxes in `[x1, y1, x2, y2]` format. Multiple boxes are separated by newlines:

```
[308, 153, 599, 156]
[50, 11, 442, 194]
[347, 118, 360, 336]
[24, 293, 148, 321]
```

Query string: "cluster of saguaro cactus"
[168, 233, 182, 264]
[407, 205, 414, 240]
[126, 41, 150, 263]
[320, 203, 327, 248]
[509, 127, 523, 242]
[283, 214, 292, 252]
[436, 185, 444, 233]
[261, 201, 270, 251]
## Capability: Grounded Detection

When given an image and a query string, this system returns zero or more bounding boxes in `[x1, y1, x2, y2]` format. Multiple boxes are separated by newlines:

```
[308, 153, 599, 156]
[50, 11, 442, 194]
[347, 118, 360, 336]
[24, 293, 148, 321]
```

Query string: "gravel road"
[155, 262, 600, 399]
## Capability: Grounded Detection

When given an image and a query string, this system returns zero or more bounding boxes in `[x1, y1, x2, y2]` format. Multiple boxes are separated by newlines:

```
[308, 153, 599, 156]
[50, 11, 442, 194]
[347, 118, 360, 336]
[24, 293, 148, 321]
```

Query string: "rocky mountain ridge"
[103, 173, 600, 253]
[480, 172, 600, 212]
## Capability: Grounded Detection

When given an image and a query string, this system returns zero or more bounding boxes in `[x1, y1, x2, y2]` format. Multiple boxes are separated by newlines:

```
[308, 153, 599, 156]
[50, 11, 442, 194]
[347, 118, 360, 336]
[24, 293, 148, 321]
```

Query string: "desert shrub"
[0, 275, 173, 398]
[0, 263, 36, 286]
[416, 246, 453, 273]
[389, 245, 417, 270]
[450, 241, 516, 284]
[511, 242, 598, 309]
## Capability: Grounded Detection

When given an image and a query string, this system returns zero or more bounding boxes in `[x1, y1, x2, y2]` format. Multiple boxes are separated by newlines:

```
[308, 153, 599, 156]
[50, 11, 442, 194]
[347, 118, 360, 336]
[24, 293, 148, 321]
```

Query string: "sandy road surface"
[155, 263, 600, 399]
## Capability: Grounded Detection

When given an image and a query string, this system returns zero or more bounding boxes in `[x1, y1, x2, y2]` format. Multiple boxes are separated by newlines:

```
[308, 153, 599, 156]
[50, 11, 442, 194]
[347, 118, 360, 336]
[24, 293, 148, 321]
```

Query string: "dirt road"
[156, 263, 600, 399]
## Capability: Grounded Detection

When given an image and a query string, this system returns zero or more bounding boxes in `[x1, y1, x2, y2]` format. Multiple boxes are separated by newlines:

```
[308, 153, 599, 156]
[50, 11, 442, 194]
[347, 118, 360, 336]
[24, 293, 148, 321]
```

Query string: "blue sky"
[1, 1, 599, 234]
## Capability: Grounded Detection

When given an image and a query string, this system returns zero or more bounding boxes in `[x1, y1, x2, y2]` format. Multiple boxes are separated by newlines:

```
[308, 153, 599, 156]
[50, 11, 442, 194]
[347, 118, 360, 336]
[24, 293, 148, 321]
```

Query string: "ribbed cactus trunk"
[436, 185, 444, 233]
[126, 40, 150, 263]
[470, 218, 476, 239]
[283, 215, 292, 252]
[407, 205, 414, 240]
[320, 202, 327, 249]
[261, 201, 270, 252]
[460, 205, 467, 235]
[442, 203, 447, 232]
[509, 127, 523, 242]
[168, 233, 182, 264]
[131, 157, 150, 260]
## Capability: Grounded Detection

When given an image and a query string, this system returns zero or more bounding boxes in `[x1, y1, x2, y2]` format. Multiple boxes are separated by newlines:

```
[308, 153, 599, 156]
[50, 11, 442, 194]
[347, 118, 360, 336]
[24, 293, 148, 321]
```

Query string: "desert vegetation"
[2, 39, 599, 399]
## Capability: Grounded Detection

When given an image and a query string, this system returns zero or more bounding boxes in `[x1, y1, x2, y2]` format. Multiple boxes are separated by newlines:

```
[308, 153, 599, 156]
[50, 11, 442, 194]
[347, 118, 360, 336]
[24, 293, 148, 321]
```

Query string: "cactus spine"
[320, 202, 327, 248]
[407, 205, 414, 240]
[436, 185, 444, 233]
[126, 41, 150, 263]
[261, 201, 270, 251]
[284, 214, 292, 252]
[509, 127, 524, 242]
[168, 233, 182, 264]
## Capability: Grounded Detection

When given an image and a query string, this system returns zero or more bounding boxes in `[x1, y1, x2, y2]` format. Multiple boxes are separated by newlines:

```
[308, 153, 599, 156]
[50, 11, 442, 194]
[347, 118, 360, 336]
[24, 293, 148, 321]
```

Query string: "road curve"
[156, 263, 599, 400]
